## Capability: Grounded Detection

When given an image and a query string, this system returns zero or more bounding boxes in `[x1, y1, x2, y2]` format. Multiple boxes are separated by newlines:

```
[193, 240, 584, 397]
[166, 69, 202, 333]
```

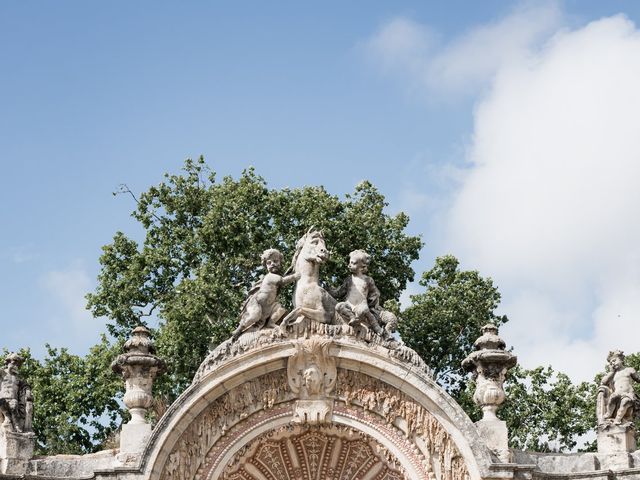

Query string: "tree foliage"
[6, 158, 626, 455]
[501, 366, 595, 452]
[399, 255, 508, 397]
[86, 157, 423, 398]
[2, 338, 124, 455]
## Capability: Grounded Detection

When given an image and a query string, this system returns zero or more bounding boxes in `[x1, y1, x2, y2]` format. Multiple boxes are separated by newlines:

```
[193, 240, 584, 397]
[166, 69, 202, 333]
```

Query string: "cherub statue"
[329, 249, 397, 337]
[231, 249, 299, 341]
[597, 350, 640, 426]
[0, 353, 33, 433]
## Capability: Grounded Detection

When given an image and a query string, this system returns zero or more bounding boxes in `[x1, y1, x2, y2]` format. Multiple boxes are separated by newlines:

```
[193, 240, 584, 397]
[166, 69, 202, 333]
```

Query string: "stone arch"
[141, 332, 494, 480]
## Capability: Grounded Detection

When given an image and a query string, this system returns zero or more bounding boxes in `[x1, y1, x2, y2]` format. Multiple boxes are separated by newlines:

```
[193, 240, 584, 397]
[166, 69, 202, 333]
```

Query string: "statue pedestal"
[0, 429, 35, 475]
[476, 418, 510, 463]
[597, 424, 635, 454]
[115, 421, 152, 466]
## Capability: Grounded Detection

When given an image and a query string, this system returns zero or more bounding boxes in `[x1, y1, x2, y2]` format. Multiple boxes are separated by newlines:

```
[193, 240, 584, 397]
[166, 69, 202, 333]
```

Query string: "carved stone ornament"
[160, 365, 471, 480]
[596, 350, 640, 456]
[287, 338, 337, 424]
[0, 353, 36, 476]
[0, 353, 33, 434]
[462, 324, 516, 463]
[112, 326, 166, 424]
[462, 324, 516, 421]
[221, 424, 407, 480]
[336, 370, 469, 480]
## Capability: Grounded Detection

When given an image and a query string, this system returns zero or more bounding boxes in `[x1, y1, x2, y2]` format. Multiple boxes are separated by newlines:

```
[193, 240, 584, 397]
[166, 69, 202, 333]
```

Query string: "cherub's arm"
[326, 278, 348, 299]
[366, 276, 381, 309]
[601, 371, 615, 386]
[279, 272, 300, 286]
[630, 369, 640, 383]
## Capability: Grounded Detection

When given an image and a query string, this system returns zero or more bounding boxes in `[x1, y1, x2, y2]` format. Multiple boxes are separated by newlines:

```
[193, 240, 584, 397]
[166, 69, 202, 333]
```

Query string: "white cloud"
[364, 3, 563, 97]
[447, 14, 640, 381]
[40, 261, 102, 354]
[365, 6, 640, 382]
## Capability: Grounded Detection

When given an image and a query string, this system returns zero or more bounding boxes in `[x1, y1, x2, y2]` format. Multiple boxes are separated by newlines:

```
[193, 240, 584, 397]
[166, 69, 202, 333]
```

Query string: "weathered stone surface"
[596, 350, 639, 457]
[0, 430, 35, 475]
[476, 418, 509, 463]
[112, 326, 165, 457]
[0, 353, 33, 435]
[598, 424, 636, 454]
[463, 324, 517, 462]
[231, 248, 298, 341]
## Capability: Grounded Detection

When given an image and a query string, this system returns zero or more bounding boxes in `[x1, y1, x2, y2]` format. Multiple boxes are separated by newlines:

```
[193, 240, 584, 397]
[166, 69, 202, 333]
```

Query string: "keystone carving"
[287, 338, 336, 424]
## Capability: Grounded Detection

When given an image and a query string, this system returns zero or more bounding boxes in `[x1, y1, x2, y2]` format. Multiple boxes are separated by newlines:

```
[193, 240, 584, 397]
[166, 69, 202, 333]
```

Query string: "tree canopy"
[86, 157, 423, 397]
[400, 255, 508, 398]
[5, 158, 627, 455]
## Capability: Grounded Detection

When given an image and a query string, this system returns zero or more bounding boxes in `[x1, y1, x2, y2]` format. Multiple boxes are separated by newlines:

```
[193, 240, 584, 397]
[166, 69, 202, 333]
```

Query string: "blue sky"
[2, 1, 640, 381]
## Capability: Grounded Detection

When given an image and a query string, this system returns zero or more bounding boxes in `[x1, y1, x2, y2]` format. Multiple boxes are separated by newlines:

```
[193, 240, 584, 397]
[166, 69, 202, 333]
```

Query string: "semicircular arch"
[141, 336, 494, 480]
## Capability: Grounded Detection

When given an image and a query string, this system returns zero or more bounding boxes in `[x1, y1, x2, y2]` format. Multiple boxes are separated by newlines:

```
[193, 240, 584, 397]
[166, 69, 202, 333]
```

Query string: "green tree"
[86, 157, 423, 399]
[2, 338, 124, 455]
[399, 255, 508, 398]
[500, 366, 595, 452]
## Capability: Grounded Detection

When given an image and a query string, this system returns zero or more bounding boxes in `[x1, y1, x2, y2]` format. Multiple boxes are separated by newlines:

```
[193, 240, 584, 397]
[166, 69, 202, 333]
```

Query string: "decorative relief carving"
[161, 368, 470, 480]
[336, 370, 469, 480]
[287, 338, 336, 424]
[195, 327, 430, 384]
[220, 424, 407, 480]
[160, 371, 292, 480]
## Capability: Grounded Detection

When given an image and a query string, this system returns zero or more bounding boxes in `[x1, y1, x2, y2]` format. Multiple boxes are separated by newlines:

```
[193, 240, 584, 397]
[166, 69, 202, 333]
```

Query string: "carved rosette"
[287, 338, 337, 425]
[462, 324, 516, 421]
[112, 326, 166, 424]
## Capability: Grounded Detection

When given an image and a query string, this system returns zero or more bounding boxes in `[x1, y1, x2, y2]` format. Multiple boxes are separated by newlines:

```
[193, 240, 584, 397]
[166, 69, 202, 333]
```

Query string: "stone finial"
[462, 323, 517, 462]
[112, 326, 165, 461]
[596, 350, 640, 467]
[0, 352, 35, 475]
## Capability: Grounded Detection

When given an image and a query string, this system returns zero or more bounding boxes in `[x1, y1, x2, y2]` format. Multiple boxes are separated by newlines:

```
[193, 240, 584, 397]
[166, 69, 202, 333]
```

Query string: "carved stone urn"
[112, 326, 165, 459]
[112, 326, 166, 424]
[462, 323, 516, 462]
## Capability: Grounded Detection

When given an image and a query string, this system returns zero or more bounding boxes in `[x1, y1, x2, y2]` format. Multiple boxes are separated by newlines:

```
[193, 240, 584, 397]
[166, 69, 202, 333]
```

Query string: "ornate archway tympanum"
[219, 424, 406, 480]
[143, 328, 495, 480]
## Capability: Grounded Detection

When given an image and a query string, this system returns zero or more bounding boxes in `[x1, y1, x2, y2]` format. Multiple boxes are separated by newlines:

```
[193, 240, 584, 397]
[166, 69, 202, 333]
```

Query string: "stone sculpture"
[112, 326, 166, 460]
[279, 228, 339, 330]
[595, 350, 640, 461]
[232, 248, 299, 341]
[287, 338, 336, 424]
[0, 353, 32, 434]
[598, 350, 640, 426]
[462, 323, 516, 462]
[330, 249, 398, 337]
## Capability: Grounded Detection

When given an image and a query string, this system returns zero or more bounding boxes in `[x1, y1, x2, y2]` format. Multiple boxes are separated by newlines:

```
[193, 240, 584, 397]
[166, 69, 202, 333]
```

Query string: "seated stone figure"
[232, 249, 299, 341]
[0, 352, 33, 433]
[329, 249, 397, 337]
[597, 350, 640, 426]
